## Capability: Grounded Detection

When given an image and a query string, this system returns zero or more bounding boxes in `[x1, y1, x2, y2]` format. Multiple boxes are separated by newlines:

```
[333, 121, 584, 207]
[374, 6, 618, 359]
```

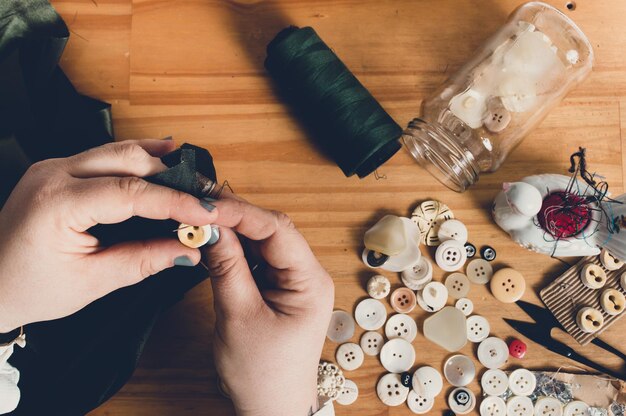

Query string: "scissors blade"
[515, 300, 561, 328]
[503, 318, 553, 345]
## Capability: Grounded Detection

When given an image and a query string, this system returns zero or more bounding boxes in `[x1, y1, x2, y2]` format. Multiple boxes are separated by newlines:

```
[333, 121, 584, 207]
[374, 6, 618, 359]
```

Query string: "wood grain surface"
[47, 1, 626, 414]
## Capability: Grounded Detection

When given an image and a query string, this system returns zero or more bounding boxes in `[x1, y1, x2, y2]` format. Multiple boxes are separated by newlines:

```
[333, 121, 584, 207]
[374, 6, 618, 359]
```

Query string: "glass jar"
[402, 2, 593, 192]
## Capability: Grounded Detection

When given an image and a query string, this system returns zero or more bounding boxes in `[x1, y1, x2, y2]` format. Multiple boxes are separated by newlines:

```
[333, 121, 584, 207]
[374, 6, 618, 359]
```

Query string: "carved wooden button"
[580, 263, 607, 289]
[576, 307, 604, 333]
[177, 223, 213, 248]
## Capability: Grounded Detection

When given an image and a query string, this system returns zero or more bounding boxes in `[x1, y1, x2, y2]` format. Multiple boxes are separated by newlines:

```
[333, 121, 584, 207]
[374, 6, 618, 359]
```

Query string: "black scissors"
[504, 300, 626, 381]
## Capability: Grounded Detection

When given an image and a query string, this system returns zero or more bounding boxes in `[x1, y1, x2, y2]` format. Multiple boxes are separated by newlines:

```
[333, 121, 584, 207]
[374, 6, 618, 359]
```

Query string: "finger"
[68, 176, 218, 232]
[64, 140, 175, 178]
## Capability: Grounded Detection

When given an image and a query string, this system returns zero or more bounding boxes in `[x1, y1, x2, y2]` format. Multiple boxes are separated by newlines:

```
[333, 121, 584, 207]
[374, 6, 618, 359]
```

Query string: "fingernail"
[174, 256, 195, 267]
[200, 199, 216, 212]
[208, 225, 220, 245]
[203, 196, 217, 202]
[162, 136, 173, 141]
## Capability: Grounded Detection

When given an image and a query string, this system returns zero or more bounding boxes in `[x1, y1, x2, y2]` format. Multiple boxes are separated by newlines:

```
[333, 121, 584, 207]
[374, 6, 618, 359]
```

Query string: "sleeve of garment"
[0, 334, 25, 414]
[313, 397, 335, 416]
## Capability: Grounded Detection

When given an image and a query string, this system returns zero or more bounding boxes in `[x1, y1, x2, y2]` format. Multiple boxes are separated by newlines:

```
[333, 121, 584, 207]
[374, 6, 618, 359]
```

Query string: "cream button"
[507, 395, 534, 416]
[455, 298, 474, 316]
[177, 223, 213, 248]
[490, 268, 526, 303]
[478, 337, 509, 369]
[481, 396, 507, 416]
[411, 200, 455, 246]
[466, 315, 490, 343]
[391, 287, 417, 313]
[450, 88, 488, 129]
[380, 338, 416, 373]
[354, 299, 387, 331]
[377, 373, 409, 406]
[563, 401, 589, 416]
[360, 331, 384, 356]
[600, 288, 625, 316]
[367, 275, 391, 299]
[407, 390, 434, 414]
[437, 219, 469, 245]
[336, 343, 364, 371]
[364, 215, 406, 256]
[327, 310, 356, 343]
[508, 369, 536, 396]
[576, 306, 604, 333]
[483, 97, 512, 133]
[412, 366, 443, 399]
[443, 354, 475, 387]
[600, 248, 624, 271]
[534, 397, 563, 416]
[466, 259, 494, 285]
[445, 273, 471, 299]
[481, 369, 509, 396]
[436, 240, 468, 272]
[448, 387, 476, 415]
[423, 306, 468, 352]
[580, 263, 607, 289]
[385, 314, 418, 343]
[417, 282, 448, 313]
[401, 257, 433, 290]
[336, 379, 359, 406]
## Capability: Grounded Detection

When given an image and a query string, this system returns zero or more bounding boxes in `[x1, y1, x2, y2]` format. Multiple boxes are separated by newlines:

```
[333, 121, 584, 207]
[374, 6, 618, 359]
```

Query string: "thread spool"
[265, 26, 402, 178]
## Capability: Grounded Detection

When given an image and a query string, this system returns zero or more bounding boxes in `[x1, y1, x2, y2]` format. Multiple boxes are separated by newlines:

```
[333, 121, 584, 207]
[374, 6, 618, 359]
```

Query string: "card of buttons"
[336, 379, 359, 406]
[507, 395, 534, 416]
[477, 337, 509, 369]
[481, 369, 509, 396]
[354, 298, 387, 330]
[380, 338, 416, 373]
[367, 275, 390, 299]
[391, 287, 417, 313]
[447, 387, 476, 415]
[563, 401, 589, 416]
[600, 248, 624, 271]
[455, 298, 474, 316]
[580, 263, 607, 289]
[385, 313, 418, 342]
[436, 239, 468, 272]
[412, 366, 443, 399]
[336, 342, 364, 371]
[407, 390, 434, 414]
[445, 272, 471, 299]
[480, 396, 507, 416]
[411, 200, 454, 246]
[376, 373, 409, 406]
[466, 315, 490, 343]
[437, 219, 468, 245]
[534, 397, 563, 416]
[360, 331, 384, 356]
[466, 258, 493, 284]
[508, 368, 536, 396]
[327, 310, 355, 343]
[443, 354, 475, 387]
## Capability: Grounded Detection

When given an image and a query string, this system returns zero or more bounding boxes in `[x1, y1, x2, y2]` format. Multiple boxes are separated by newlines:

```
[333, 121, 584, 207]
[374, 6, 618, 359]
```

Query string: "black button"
[400, 372, 412, 388]
[464, 242, 476, 258]
[366, 250, 389, 267]
[480, 246, 496, 261]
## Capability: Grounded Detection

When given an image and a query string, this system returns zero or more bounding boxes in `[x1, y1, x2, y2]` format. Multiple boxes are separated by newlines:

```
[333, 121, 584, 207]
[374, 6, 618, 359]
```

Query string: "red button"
[509, 339, 527, 359]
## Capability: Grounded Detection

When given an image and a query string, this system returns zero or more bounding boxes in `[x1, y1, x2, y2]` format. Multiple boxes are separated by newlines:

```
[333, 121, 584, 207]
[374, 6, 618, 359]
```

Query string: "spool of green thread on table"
[265, 26, 402, 178]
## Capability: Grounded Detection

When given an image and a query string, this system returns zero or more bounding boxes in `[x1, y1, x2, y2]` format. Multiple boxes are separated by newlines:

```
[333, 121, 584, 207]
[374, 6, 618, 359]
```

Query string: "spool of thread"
[265, 26, 402, 178]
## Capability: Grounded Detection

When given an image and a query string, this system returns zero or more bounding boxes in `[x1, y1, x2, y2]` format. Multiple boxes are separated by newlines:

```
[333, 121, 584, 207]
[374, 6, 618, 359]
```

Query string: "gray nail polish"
[207, 225, 220, 245]
[200, 199, 216, 212]
[174, 256, 195, 267]
[162, 136, 173, 141]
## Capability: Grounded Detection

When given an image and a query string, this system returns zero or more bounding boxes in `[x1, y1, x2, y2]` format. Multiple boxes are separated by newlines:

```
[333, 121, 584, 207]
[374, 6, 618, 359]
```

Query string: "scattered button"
[411, 200, 454, 246]
[576, 306, 604, 333]
[362, 249, 390, 268]
[507, 395, 534, 416]
[450, 88, 488, 129]
[360, 331, 384, 356]
[354, 298, 387, 331]
[380, 338, 416, 373]
[534, 397, 563, 416]
[508, 339, 527, 359]
[412, 366, 444, 399]
[481, 369, 509, 396]
[455, 298, 474, 316]
[445, 273, 471, 299]
[417, 282, 448, 313]
[401, 257, 433, 291]
[466, 258, 493, 285]
[317, 362, 345, 400]
[400, 372, 413, 388]
[563, 401, 590, 416]
[480, 396, 507, 416]
[423, 306, 468, 352]
[480, 245, 497, 261]
[336, 379, 359, 406]
[508, 368, 536, 396]
[600, 248, 624, 271]
[391, 287, 417, 314]
[483, 97, 511, 133]
[448, 387, 476, 415]
[436, 240, 468, 272]
[407, 390, 434, 414]
[477, 337, 509, 369]
[385, 313, 418, 342]
[376, 373, 409, 406]
[466, 315, 490, 343]
[600, 288, 625, 316]
[327, 310, 356, 343]
[443, 354, 475, 387]
[177, 223, 213, 248]
[437, 219, 468, 245]
[364, 215, 407, 256]
[580, 263, 607, 289]
[336, 343, 364, 371]
[490, 268, 526, 303]
[367, 274, 391, 299]
[373, 217, 423, 273]
[464, 242, 477, 258]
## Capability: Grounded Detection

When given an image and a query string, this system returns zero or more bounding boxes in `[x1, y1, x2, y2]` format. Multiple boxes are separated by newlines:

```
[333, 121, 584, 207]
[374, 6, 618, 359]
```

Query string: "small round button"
[367, 275, 391, 299]
[576, 306, 604, 333]
[481, 369, 509, 396]
[466, 315, 490, 343]
[534, 397, 563, 416]
[400, 372, 413, 388]
[600, 288, 625, 316]
[436, 240, 468, 272]
[481, 245, 497, 261]
[354, 298, 387, 331]
[466, 259, 493, 285]
[401, 257, 433, 291]
[385, 313, 418, 342]
[391, 287, 417, 313]
[445, 273, 471, 299]
[509, 339, 527, 359]
[508, 369, 536, 396]
[563, 401, 589, 416]
[407, 390, 434, 414]
[336, 379, 359, 406]
[360, 331, 384, 356]
[580, 263, 607, 289]
[490, 268, 526, 303]
[412, 366, 443, 399]
[327, 310, 356, 343]
[438, 219, 468, 245]
[480, 396, 507, 416]
[465, 242, 477, 258]
[411, 200, 454, 246]
[443, 354, 476, 387]
[336, 343, 364, 371]
[177, 223, 213, 248]
[507, 395, 534, 416]
[455, 298, 474, 316]
[477, 337, 509, 369]
[448, 387, 476, 415]
[600, 248, 624, 271]
[377, 373, 409, 406]
[380, 338, 416, 373]
[362, 248, 390, 268]
[417, 282, 448, 313]
[483, 97, 512, 133]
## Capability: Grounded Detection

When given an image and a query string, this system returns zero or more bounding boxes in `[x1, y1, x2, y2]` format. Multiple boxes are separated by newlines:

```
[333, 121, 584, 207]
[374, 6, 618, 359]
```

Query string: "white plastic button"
[436, 240, 468, 272]
[360, 331, 384, 356]
[580, 263, 607, 289]
[534, 397, 563, 416]
[377, 373, 409, 406]
[412, 366, 444, 399]
[327, 310, 356, 343]
[508, 369, 536, 396]
[385, 314, 418, 343]
[448, 387, 476, 415]
[563, 401, 589, 416]
[380, 338, 416, 373]
[466, 315, 490, 343]
[450, 88, 488, 129]
[336, 379, 359, 406]
[481, 396, 507, 416]
[443, 354, 475, 387]
[466, 258, 493, 284]
[437, 219, 469, 245]
[481, 369, 509, 396]
[600, 248, 624, 271]
[417, 282, 448, 313]
[407, 390, 434, 414]
[478, 337, 509, 369]
[455, 298, 474, 316]
[507, 395, 534, 416]
[367, 275, 391, 299]
[445, 273, 471, 299]
[401, 257, 433, 290]
[354, 298, 387, 331]
[336, 343, 364, 371]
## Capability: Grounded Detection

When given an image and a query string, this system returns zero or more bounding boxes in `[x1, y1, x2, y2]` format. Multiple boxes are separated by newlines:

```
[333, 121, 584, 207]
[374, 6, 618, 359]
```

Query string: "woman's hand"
[0, 140, 218, 332]
[204, 195, 334, 416]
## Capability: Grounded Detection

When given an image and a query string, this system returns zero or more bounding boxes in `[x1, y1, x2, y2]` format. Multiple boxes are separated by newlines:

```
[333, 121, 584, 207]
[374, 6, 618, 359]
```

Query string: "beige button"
[600, 248, 624, 271]
[367, 275, 391, 299]
[327, 310, 355, 343]
[360, 331, 384, 356]
[385, 313, 418, 342]
[580, 263, 607, 289]
[364, 215, 406, 256]
[445, 273, 471, 299]
[466, 259, 493, 285]
[376, 373, 409, 406]
[483, 97, 511, 133]
[411, 200, 454, 246]
[490, 268, 526, 303]
[336, 379, 359, 406]
[576, 307, 604, 333]
[600, 289, 625, 316]
[336, 343, 364, 371]
[177, 223, 212, 248]
[391, 287, 417, 313]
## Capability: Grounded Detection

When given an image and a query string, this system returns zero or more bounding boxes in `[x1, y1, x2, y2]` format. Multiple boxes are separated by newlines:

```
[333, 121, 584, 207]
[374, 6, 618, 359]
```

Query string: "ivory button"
[448, 387, 476, 415]
[443, 354, 476, 387]
[407, 390, 434, 414]
[466, 258, 493, 285]
[360, 331, 384, 356]
[177, 223, 213, 248]
[411, 200, 454, 246]
[600, 248, 624, 271]
[449, 88, 488, 129]
[455, 298, 474, 316]
[508, 369, 536, 396]
[490, 268, 526, 303]
[576, 306, 604, 333]
[563, 401, 590, 416]
[412, 366, 444, 399]
[481, 369, 509, 396]
[380, 338, 416, 373]
[437, 219, 468, 245]
[327, 310, 355, 343]
[376, 373, 409, 406]
[336, 379, 359, 406]
[507, 395, 534, 416]
[580, 263, 607, 289]
[367, 275, 391, 299]
[477, 337, 509, 369]
[417, 282, 448, 313]
[364, 215, 407, 256]
[483, 97, 512, 133]
[385, 313, 418, 342]
[466, 315, 490, 343]
[481, 396, 507, 416]
[423, 306, 468, 352]
[445, 273, 471, 299]
[401, 257, 433, 291]
[354, 299, 387, 331]
[391, 288, 417, 313]
[336, 343, 364, 371]
[534, 397, 563, 416]
[436, 240, 468, 272]
[600, 288, 625, 316]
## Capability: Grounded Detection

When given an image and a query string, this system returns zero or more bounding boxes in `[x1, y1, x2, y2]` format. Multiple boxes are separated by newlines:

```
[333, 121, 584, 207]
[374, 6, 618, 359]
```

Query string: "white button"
[534, 397, 563, 416]
[336, 379, 358, 406]
[412, 366, 443, 399]
[354, 298, 387, 331]
[445, 273, 471, 299]
[327, 310, 355, 343]
[443, 354, 475, 387]
[508, 369, 536, 396]
[449, 88, 488, 129]
[477, 337, 509, 369]
[385, 314, 418, 342]
[411, 200, 455, 246]
[438, 219, 469, 245]
[407, 390, 434, 414]
[481, 369, 509, 396]
[507, 395, 534, 416]
[376, 373, 409, 406]
[401, 257, 433, 290]
[380, 338, 416, 373]
[448, 387, 476, 415]
[563, 401, 589, 416]
[317, 362, 345, 400]
[466, 315, 490, 343]
[336, 343, 364, 371]
[600, 248, 624, 271]
[418, 281, 448, 313]
[481, 396, 507, 416]
[436, 240, 468, 272]
[423, 306, 468, 352]
[360, 331, 384, 356]
[367, 274, 391, 299]
[466, 258, 493, 284]
[455, 298, 474, 316]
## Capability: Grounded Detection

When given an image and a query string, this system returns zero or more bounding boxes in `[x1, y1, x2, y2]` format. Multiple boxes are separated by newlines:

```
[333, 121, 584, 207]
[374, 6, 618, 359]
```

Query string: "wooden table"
[49, 1, 626, 414]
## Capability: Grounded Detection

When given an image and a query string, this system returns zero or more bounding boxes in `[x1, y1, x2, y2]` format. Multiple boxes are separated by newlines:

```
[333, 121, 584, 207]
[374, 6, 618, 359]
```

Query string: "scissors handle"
[591, 338, 626, 362]
[562, 345, 626, 381]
